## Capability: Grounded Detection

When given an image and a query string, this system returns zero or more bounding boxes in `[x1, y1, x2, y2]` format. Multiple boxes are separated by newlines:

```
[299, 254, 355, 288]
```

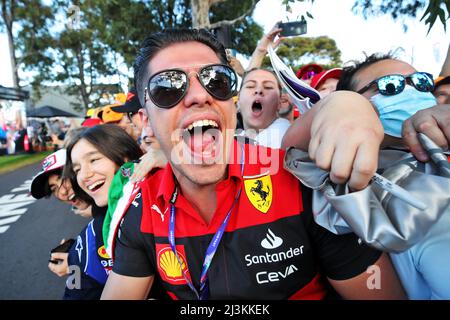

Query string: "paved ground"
[0, 162, 86, 299]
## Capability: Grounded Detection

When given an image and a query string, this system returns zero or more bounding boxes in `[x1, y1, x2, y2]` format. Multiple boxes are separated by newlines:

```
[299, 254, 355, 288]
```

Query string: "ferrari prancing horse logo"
[244, 175, 272, 213]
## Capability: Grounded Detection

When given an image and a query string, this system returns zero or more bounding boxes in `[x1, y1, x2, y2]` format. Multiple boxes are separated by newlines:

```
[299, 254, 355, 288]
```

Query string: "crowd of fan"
[29, 25, 450, 300]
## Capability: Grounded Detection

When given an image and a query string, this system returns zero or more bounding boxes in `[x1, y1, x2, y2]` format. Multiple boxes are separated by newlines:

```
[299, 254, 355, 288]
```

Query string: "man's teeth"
[185, 119, 219, 132]
[68, 194, 75, 201]
[87, 180, 104, 191]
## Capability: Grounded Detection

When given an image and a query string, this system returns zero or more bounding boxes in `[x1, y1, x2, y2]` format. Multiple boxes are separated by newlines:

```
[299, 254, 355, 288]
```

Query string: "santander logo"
[261, 229, 283, 250]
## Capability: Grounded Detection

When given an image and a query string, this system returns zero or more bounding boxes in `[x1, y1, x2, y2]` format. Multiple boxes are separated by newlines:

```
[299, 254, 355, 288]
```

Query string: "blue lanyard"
[168, 143, 244, 300]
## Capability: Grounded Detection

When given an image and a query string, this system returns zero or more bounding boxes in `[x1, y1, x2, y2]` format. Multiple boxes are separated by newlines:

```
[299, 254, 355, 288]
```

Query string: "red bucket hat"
[296, 63, 324, 80]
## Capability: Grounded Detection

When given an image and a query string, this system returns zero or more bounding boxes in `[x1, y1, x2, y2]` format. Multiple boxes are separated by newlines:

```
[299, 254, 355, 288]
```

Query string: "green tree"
[261, 36, 342, 71]
[21, 1, 128, 110]
[352, 0, 449, 32]
[94, 0, 190, 68]
[3, 0, 265, 111]
[0, 0, 53, 88]
[210, 0, 263, 55]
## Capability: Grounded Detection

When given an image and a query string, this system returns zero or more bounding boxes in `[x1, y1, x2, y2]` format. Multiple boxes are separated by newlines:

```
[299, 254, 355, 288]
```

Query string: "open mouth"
[182, 119, 221, 162]
[251, 101, 263, 116]
[87, 180, 105, 193]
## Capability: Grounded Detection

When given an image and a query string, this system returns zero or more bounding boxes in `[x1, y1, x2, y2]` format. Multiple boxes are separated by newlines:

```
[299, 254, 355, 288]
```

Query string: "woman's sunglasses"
[357, 72, 434, 96]
[145, 64, 237, 109]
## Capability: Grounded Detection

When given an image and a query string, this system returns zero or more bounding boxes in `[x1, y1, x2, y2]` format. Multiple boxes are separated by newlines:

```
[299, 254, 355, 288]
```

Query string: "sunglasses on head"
[357, 72, 434, 96]
[144, 64, 237, 109]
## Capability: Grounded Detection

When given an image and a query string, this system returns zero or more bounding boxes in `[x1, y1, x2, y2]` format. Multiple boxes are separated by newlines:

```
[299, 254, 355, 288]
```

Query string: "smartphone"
[50, 238, 75, 254]
[278, 20, 307, 37]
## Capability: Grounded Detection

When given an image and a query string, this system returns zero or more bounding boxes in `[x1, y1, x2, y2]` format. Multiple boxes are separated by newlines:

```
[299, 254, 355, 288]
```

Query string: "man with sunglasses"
[335, 53, 448, 153]
[101, 29, 405, 300]
[294, 53, 449, 299]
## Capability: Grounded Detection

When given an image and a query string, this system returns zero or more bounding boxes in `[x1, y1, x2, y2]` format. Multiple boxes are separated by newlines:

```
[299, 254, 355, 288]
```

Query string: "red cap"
[296, 64, 323, 80]
[81, 118, 102, 127]
[310, 68, 342, 90]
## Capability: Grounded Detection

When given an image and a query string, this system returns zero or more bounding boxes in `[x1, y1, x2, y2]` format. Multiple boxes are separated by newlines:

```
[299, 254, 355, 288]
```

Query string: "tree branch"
[209, 0, 260, 29]
[209, 0, 226, 6]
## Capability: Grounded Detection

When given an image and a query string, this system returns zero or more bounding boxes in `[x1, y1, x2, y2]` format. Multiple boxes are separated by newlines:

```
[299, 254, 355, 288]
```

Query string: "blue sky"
[0, 0, 448, 87]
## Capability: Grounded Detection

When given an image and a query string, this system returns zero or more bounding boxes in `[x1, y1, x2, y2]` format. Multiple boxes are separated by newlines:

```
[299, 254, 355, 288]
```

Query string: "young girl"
[63, 124, 142, 299]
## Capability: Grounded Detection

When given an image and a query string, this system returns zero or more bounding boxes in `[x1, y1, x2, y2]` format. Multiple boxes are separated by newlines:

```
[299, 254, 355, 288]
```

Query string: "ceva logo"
[261, 229, 283, 250]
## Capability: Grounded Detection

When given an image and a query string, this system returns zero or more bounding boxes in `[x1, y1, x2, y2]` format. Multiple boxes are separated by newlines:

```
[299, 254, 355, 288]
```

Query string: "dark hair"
[133, 28, 229, 105]
[64, 124, 143, 201]
[240, 68, 283, 92]
[42, 168, 63, 199]
[336, 52, 397, 92]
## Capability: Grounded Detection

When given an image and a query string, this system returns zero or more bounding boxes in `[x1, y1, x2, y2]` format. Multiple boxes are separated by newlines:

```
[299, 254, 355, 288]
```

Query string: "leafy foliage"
[1, 0, 265, 111]
[261, 36, 342, 71]
[210, 0, 263, 55]
[352, 0, 449, 32]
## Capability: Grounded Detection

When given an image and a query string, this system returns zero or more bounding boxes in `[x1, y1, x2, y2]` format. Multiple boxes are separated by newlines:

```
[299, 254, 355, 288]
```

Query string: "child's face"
[71, 139, 119, 207]
[47, 173, 89, 210]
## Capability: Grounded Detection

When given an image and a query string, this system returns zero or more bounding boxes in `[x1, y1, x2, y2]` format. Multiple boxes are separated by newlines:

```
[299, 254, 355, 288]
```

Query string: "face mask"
[370, 85, 437, 137]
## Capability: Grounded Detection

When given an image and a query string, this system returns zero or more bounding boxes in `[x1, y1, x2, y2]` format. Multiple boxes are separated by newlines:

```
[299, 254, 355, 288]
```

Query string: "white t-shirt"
[241, 118, 291, 149]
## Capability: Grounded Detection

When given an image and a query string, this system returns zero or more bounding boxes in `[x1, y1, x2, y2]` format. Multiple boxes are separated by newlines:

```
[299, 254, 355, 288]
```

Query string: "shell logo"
[157, 245, 190, 284]
[97, 245, 110, 259]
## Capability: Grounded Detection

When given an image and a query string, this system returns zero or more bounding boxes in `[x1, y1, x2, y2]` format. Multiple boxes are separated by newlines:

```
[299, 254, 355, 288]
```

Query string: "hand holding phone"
[48, 251, 70, 276]
[50, 238, 75, 254]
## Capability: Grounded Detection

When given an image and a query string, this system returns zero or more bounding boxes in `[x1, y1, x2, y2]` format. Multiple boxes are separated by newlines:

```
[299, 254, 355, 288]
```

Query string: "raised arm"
[247, 24, 283, 70]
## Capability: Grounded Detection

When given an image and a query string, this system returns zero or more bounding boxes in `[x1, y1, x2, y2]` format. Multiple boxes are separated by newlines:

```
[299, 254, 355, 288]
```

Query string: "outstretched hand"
[402, 104, 450, 162]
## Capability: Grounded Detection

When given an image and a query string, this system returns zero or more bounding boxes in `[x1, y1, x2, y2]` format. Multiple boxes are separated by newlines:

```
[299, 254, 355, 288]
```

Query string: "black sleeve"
[112, 196, 156, 277]
[301, 185, 382, 281]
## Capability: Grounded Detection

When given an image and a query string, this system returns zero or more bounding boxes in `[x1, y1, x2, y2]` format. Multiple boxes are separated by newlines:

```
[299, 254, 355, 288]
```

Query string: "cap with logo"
[30, 149, 66, 199]
[111, 88, 141, 114]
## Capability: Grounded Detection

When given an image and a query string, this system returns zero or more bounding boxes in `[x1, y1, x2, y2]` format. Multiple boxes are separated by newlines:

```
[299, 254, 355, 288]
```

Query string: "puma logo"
[151, 204, 168, 222]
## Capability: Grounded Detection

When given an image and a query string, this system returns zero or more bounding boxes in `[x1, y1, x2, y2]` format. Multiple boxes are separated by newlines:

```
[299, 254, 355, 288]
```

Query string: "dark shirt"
[63, 205, 111, 300]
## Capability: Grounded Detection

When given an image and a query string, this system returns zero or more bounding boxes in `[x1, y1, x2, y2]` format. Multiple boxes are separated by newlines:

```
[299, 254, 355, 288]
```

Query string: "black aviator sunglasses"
[144, 64, 237, 109]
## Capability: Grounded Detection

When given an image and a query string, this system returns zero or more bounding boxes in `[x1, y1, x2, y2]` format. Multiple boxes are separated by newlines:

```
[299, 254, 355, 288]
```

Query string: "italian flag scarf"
[103, 162, 139, 257]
